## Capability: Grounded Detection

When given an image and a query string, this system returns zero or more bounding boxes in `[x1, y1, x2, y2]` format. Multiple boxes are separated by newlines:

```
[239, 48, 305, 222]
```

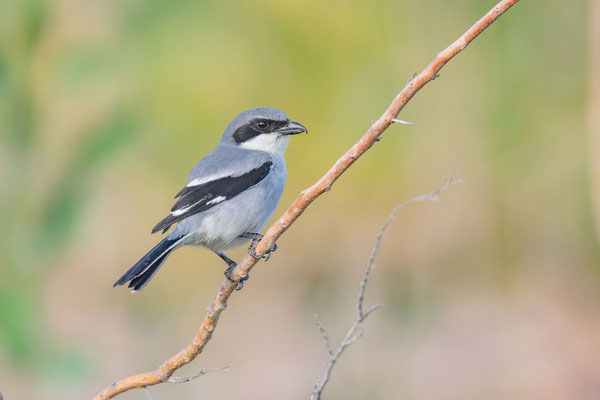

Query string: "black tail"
[114, 237, 180, 292]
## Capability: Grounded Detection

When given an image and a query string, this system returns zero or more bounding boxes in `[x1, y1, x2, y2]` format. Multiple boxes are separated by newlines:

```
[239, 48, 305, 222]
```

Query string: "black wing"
[152, 161, 273, 234]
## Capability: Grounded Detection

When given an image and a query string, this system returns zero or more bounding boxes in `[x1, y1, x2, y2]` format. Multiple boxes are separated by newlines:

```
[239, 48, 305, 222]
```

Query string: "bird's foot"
[248, 237, 278, 262]
[224, 264, 249, 291]
[240, 232, 278, 262]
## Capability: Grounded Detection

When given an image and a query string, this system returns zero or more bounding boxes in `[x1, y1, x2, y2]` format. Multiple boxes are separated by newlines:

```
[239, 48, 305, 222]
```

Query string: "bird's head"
[221, 107, 307, 155]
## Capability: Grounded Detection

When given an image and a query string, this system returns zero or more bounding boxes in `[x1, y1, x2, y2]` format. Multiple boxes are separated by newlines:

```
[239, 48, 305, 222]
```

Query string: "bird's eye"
[255, 120, 269, 130]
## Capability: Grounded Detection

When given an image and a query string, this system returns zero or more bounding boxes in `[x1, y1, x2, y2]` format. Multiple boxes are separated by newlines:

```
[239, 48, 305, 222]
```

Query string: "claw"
[240, 231, 278, 262]
[223, 263, 249, 290]
[248, 239, 277, 262]
[235, 274, 249, 291]
[224, 264, 237, 283]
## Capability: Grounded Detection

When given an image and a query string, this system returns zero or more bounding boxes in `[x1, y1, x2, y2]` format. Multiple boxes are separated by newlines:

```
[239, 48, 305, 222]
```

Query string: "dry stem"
[310, 171, 460, 400]
[94, 1, 520, 398]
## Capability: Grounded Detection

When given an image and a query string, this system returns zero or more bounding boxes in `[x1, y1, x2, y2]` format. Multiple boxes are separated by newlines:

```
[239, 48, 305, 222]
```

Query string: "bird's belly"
[193, 210, 263, 251]
[178, 185, 280, 253]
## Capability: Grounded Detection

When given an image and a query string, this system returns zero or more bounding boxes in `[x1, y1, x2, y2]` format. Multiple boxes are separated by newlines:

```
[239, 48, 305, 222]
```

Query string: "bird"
[113, 107, 307, 292]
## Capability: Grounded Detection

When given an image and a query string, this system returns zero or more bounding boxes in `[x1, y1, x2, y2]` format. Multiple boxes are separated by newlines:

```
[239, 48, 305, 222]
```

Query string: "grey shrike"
[114, 107, 307, 292]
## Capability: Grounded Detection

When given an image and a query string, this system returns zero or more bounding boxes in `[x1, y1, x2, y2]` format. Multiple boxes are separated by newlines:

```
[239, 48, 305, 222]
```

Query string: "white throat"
[239, 134, 289, 155]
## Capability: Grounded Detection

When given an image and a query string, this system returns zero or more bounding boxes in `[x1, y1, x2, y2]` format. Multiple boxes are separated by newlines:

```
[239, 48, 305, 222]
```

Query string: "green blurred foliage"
[38, 113, 134, 252]
[0, 0, 134, 364]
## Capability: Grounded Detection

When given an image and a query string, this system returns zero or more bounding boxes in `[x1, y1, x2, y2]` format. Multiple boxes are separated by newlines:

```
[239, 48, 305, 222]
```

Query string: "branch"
[310, 170, 460, 400]
[93, 1, 520, 398]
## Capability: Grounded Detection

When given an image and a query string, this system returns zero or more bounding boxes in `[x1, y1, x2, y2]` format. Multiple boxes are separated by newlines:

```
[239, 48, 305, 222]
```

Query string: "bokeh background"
[1, 0, 599, 399]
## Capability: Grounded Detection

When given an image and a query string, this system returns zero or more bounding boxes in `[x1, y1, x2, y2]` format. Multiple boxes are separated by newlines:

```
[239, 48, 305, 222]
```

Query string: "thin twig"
[113, 365, 231, 399]
[310, 170, 460, 400]
[314, 315, 334, 358]
[93, 1, 519, 397]
[165, 365, 231, 383]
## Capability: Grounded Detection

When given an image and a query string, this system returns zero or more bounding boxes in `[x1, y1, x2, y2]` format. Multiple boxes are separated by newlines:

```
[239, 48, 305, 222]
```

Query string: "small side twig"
[313, 315, 334, 358]
[310, 170, 460, 400]
[165, 365, 231, 384]
[119, 365, 230, 400]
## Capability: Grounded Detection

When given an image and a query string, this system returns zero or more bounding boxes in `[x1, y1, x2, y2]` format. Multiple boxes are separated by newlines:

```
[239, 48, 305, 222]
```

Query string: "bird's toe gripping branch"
[249, 241, 278, 262]
[240, 232, 278, 262]
[223, 264, 249, 291]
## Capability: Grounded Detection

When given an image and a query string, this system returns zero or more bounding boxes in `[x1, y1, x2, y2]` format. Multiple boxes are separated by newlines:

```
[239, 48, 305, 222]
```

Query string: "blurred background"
[1, 0, 598, 398]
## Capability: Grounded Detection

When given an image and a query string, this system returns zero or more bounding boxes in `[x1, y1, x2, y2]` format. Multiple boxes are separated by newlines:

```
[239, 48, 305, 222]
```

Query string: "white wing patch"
[171, 195, 226, 217]
[206, 196, 226, 205]
[187, 174, 228, 187]
[171, 205, 194, 217]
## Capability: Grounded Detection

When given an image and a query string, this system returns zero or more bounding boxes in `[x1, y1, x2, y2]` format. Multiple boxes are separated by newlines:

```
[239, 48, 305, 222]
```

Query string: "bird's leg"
[215, 252, 248, 291]
[239, 232, 278, 262]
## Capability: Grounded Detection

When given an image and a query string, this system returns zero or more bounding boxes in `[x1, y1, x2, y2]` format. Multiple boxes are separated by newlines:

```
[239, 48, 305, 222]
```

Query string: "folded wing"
[152, 161, 273, 234]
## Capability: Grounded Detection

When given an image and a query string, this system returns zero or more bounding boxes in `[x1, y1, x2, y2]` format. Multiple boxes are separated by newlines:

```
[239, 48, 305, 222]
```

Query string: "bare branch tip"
[363, 303, 383, 319]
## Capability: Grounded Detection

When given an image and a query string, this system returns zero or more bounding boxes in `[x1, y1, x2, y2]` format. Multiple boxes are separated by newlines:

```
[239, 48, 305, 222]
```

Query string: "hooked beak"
[277, 120, 308, 135]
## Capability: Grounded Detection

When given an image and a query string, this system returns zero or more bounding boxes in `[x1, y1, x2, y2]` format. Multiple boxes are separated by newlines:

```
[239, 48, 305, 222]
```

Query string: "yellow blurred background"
[1, 0, 598, 399]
